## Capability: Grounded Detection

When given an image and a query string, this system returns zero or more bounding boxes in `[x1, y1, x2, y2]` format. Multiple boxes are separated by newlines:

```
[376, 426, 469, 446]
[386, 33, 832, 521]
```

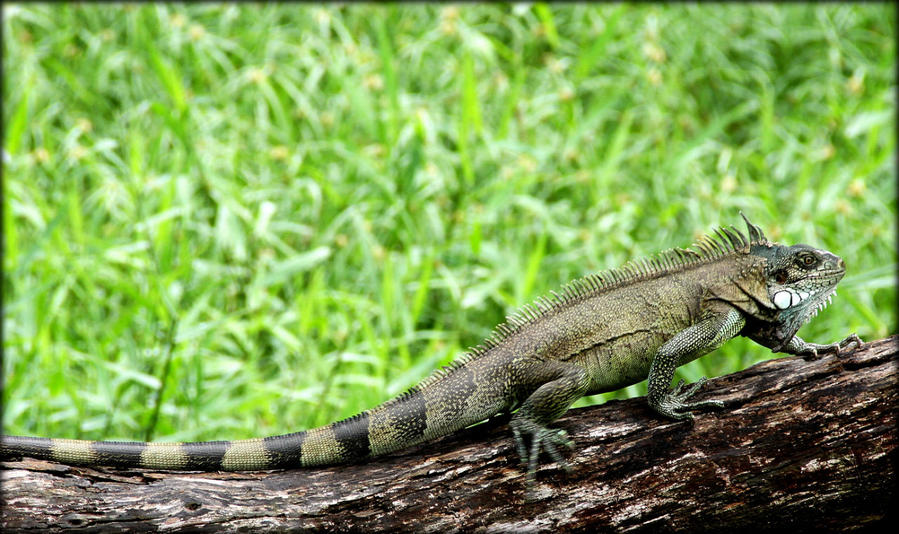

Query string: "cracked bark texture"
[2, 336, 896, 533]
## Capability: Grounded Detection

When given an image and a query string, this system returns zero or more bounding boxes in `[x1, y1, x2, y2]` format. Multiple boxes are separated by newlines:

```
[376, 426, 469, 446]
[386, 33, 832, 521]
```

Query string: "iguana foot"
[794, 333, 863, 361]
[510, 419, 574, 495]
[651, 377, 724, 421]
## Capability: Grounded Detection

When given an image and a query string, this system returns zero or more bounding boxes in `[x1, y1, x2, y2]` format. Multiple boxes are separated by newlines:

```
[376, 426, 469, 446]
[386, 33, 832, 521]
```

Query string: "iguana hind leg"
[508, 360, 590, 493]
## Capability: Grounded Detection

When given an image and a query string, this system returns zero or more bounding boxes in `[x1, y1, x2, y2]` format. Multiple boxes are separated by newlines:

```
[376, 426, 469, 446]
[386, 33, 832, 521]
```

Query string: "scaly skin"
[1, 214, 861, 497]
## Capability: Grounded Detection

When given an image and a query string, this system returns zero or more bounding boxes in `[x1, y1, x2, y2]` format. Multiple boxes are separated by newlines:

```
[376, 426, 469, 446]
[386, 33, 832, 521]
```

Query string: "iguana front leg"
[775, 333, 863, 360]
[647, 307, 746, 420]
[748, 331, 863, 360]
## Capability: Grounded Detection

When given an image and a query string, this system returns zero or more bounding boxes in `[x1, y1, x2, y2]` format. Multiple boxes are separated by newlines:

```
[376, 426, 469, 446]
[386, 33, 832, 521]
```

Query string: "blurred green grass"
[2, 4, 895, 442]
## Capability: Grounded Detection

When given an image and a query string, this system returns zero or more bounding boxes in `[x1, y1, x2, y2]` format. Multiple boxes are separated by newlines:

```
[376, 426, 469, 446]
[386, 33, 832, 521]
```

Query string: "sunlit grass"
[3, 4, 895, 441]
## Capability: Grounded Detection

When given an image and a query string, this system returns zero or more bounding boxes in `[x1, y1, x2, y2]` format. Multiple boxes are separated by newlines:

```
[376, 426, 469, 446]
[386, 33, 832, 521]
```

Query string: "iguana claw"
[796, 333, 863, 361]
[511, 420, 574, 497]
[653, 377, 724, 421]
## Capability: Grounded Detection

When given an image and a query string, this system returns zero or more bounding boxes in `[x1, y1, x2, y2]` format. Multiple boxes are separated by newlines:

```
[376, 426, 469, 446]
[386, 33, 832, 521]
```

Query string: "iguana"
[1, 214, 862, 493]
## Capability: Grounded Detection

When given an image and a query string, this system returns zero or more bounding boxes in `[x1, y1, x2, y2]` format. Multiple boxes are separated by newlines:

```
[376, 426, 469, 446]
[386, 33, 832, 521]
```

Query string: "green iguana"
[1, 214, 862, 492]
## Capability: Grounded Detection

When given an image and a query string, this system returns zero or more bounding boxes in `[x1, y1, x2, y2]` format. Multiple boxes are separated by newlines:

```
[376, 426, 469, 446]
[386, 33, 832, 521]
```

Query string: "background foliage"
[3, 4, 895, 442]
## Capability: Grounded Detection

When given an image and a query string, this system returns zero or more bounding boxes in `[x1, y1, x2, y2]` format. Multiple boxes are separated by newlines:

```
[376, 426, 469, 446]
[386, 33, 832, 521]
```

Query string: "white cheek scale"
[773, 290, 799, 309]
[774, 288, 836, 315]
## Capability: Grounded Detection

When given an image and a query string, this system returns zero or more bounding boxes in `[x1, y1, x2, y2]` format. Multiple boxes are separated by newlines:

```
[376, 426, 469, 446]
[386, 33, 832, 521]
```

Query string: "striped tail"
[0, 372, 499, 470]
[2, 347, 512, 470]
[0, 407, 393, 471]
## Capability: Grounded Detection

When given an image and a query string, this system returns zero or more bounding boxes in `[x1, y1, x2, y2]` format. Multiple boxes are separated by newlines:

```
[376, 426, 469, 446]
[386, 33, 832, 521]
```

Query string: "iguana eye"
[801, 254, 816, 266]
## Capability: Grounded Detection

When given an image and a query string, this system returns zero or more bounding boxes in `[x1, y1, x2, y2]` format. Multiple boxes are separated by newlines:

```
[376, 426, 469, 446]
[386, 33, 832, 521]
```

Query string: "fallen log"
[2, 336, 896, 533]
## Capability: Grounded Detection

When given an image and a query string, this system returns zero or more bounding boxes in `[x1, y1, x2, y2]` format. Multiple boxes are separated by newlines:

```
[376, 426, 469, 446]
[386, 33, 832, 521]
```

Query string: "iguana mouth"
[812, 268, 846, 278]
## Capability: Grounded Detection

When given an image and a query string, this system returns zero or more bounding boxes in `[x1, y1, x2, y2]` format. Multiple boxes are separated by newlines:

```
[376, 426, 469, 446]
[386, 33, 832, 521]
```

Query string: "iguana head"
[741, 213, 845, 344]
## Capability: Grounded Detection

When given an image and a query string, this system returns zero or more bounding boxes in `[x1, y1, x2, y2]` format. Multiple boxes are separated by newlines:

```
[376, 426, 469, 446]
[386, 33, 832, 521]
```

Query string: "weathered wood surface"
[2, 336, 896, 533]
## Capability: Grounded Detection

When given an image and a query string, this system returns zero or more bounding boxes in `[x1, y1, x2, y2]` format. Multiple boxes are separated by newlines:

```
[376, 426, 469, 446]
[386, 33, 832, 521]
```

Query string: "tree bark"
[2, 336, 896, 533]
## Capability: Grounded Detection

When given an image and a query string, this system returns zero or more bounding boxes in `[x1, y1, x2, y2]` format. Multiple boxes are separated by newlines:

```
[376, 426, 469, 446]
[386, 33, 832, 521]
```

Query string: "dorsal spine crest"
[414, 218, 767, 390]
